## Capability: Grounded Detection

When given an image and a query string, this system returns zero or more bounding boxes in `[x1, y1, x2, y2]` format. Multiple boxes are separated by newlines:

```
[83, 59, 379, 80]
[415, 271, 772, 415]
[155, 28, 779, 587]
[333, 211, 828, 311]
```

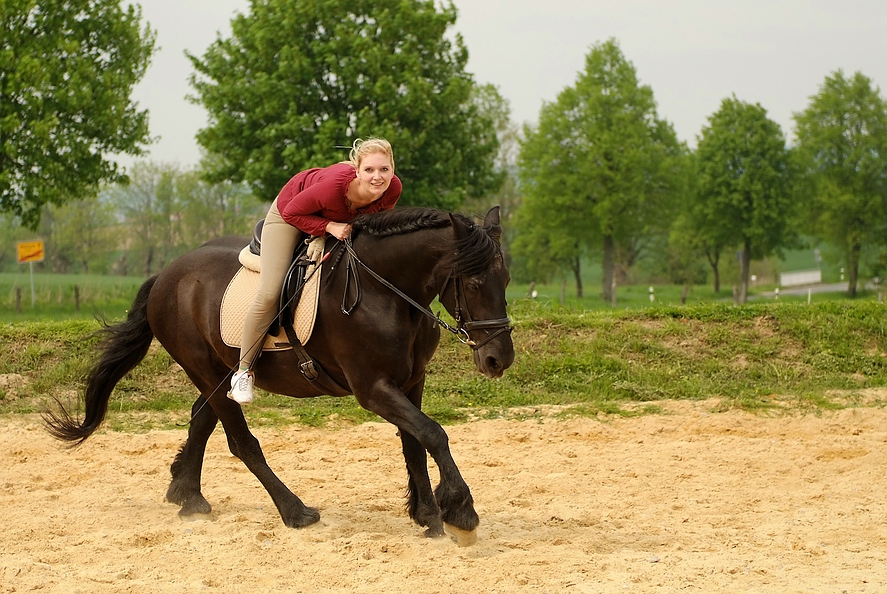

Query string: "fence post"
[74, 285, 80, 314]
[16, 287, 22, 313]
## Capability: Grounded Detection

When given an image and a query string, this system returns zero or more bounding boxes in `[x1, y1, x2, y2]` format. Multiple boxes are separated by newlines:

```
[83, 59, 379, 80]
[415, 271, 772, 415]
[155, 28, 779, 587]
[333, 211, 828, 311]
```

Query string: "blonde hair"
[348, 137, 395, 170]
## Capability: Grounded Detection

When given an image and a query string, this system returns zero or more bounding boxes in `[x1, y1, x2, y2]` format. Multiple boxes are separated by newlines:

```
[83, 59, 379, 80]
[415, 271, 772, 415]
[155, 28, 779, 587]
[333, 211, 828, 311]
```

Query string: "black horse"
[44, 206, 514, 545]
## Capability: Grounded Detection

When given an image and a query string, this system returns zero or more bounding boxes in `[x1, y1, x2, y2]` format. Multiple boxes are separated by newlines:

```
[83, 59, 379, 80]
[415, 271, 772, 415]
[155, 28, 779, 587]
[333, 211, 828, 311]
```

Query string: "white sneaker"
[228, 369, 254, 404]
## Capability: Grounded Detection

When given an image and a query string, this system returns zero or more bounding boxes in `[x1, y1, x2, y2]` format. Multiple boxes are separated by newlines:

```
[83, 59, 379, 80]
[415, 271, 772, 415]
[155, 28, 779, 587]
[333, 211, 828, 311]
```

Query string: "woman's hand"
[326, 221, 352, 240]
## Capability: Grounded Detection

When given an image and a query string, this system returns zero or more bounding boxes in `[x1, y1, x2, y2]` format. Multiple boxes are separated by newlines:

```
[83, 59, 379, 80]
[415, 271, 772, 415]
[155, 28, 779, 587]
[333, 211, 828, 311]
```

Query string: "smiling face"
[350, 151, 394, 206]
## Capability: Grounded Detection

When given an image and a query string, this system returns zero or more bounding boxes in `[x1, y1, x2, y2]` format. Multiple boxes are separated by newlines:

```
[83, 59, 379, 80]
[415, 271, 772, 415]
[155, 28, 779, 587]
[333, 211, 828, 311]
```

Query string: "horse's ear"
[484, 206, 502, 243]
[449, 213, 470, 240]
[484, 206, 501, 227]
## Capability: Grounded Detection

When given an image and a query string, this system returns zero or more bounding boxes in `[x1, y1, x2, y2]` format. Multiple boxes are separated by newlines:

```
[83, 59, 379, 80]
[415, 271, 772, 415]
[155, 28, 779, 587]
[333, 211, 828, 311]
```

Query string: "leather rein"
[342, 238, 512, 349]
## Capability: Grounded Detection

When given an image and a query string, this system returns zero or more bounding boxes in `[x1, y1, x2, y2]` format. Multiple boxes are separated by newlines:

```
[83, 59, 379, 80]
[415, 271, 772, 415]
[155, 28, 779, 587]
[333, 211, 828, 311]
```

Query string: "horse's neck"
[358, 231, 449, 302]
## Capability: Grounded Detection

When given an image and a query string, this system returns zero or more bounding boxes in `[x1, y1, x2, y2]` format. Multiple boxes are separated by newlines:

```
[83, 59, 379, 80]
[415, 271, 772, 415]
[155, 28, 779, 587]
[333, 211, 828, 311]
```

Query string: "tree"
[107, 162, 179, 276]
[516, 39, 684, 301]
[0, 0, 156, 228]
[695, 96, 795, 303]
[43, 193, 116, 273]
[174, 168, 262, 249]
[463, 84, 520, 248]
[188, 0, 500, 210]
[794, 70, 887, 297]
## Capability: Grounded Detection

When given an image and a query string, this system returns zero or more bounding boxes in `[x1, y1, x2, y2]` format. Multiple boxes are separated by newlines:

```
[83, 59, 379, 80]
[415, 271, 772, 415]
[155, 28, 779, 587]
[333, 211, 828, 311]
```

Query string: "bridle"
[442, 274, 513, 349]
[342, 238, 512, 350]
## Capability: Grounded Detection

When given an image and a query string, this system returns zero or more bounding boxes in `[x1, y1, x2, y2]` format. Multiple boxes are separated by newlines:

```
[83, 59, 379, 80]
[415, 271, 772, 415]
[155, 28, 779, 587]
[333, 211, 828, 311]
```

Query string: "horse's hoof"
[175, 494, 212, 516]
[178, 508, 213, 521]
[283, 506, 321, 528]
[423, 525, 445, 539]
[443, 523, 477, 547]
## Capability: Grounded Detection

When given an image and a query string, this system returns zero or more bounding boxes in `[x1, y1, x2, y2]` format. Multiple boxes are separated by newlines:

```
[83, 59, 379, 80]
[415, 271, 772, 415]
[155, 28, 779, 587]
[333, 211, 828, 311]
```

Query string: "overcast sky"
[127, 0, 887, 167]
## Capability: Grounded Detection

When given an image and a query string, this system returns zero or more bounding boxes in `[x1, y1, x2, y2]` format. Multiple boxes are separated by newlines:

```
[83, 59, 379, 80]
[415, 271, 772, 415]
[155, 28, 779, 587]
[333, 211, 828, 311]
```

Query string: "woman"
[231, 137, 402, 404]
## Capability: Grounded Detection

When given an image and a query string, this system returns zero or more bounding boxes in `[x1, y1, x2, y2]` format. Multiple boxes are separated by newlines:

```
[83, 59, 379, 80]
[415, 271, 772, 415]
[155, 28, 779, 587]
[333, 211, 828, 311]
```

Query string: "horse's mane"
[352, 207, 502, 276]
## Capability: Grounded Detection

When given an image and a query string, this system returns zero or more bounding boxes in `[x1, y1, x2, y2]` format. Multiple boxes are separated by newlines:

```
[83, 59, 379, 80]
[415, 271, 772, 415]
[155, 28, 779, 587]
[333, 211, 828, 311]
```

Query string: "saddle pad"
[221, 237, 325, 350]
[220, 267, 291, 351]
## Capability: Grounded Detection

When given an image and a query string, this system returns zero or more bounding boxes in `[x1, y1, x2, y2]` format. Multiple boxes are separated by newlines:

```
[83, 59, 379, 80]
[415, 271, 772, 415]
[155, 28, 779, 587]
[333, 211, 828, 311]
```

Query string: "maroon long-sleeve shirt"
[276, 162, 402, 236]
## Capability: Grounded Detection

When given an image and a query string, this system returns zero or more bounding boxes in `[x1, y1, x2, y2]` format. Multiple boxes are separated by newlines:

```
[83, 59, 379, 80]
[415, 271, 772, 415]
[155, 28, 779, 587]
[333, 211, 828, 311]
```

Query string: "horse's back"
[146, 237, 247, 367]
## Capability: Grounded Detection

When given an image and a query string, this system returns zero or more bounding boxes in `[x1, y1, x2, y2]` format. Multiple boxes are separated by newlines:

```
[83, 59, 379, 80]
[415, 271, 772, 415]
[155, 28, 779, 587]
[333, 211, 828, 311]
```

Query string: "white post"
[29, 261, 36, 306]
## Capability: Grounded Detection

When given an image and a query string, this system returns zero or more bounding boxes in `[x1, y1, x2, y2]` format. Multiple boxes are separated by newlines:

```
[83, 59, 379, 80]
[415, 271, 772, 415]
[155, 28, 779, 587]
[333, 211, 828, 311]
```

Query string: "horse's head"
[441, 206, 515, 378]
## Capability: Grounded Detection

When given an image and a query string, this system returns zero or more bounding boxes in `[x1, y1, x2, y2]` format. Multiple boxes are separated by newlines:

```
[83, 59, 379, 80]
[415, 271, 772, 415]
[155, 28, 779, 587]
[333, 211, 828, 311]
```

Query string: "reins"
[342, 237, 512, 349]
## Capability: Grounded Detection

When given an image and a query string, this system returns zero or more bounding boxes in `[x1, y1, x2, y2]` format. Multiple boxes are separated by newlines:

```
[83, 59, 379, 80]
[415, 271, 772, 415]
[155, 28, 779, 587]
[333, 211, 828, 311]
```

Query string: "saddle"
[246, 218, 320, 340]
[220, 220, 351, 396]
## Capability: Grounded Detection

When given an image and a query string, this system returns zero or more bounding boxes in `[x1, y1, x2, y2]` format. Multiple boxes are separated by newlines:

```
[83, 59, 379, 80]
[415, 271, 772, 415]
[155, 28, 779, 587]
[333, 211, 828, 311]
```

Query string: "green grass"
[2, 299, 886, 433]
[0, 272, 146, 322]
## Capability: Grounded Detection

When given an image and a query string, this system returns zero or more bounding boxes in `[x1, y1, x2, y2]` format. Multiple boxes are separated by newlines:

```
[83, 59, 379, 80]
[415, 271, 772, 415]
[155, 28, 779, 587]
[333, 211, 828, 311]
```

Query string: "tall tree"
[107, 162, 179, 276]
[695, 96, 795, 303]
[794, 70, 887, 297]
[43, 193, 116, 273]
[463, 84, 520, 248]
[516, 39, 684, 301]
[175, 168, 262, 249]
[189, 0, 500, 210]
[0, 0, 156, 228]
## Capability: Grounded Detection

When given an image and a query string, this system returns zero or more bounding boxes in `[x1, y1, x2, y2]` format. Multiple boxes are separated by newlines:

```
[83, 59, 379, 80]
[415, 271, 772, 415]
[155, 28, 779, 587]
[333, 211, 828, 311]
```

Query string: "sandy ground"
[2, 402, 887, 593]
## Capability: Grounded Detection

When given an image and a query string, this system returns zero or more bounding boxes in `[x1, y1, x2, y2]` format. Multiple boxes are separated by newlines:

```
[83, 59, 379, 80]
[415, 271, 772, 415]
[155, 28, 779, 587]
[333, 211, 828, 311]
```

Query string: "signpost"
[16, 240, 44, 306]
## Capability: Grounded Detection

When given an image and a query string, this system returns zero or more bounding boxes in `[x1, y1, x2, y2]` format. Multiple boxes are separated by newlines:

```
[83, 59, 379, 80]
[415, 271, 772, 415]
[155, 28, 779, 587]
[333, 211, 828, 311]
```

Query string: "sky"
[126, 0, 887, 168]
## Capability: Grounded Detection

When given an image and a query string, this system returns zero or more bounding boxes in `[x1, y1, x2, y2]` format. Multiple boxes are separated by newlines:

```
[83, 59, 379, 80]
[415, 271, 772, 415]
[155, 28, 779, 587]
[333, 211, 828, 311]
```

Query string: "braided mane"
[352, 207, 502, 277]
[351, 207, 451, 236]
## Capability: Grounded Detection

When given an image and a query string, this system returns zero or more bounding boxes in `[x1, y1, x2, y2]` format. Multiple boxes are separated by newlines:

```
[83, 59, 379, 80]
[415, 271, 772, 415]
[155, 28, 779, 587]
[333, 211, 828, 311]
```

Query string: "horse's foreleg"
[357, 382, 478, 545]
[215, 399, 320, 528]
[401, 381, 444, 537]
[166, 396, 217, 516]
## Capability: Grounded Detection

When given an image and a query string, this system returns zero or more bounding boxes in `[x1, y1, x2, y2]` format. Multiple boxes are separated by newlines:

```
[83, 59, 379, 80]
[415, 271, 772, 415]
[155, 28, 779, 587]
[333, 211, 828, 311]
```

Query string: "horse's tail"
[43, 275, 159, 446]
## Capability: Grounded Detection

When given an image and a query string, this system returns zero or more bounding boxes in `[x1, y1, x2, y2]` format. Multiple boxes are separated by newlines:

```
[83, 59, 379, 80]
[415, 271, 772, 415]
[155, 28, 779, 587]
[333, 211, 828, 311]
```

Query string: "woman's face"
[355, 152, 394, 202]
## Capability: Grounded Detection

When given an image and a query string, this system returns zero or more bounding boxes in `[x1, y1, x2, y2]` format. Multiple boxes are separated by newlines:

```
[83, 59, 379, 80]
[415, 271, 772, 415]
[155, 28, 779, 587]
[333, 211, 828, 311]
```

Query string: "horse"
[44, 205, 514, 545]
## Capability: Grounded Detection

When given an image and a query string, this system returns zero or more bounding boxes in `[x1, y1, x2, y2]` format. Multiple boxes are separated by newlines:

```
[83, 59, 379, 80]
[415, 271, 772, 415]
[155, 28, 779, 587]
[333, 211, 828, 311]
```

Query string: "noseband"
[342, 239, 512, 350]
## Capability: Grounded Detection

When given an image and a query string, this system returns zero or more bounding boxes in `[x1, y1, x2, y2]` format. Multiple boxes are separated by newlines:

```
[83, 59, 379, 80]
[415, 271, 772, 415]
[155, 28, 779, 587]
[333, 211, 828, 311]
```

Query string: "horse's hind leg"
[166, 396, 218, 516]
[214, 398, 321, 528]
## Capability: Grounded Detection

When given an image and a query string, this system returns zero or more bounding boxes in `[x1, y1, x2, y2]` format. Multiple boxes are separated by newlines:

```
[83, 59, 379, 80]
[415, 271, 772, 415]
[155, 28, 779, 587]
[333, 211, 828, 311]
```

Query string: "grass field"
[2, 298, 886, 432]
[0, 272, 145, 321]
[1, 267, 879, 324]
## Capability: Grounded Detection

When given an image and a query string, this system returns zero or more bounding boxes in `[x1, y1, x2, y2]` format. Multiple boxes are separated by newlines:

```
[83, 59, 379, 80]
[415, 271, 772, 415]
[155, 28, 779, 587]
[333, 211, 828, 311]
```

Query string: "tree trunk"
[572, 256, 583, 298]
[739, 240, 751, 304]
[848, 242, 861, 298]
[602, 235, 615, 303]
[706, 249, 721, 293]
[144, 246, 154, 277]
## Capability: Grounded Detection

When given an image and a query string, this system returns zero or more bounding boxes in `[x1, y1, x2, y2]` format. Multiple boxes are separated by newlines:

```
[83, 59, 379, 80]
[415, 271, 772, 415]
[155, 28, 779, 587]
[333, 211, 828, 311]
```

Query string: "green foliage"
[40, 194, 117, 273]
[100, 162, 262, 276]
[188, 0, 501, 210]
[793, 70, 887, 297]
[695, 95, 796, 302]
[515, 39, 686, 300]
[0, 0, 156, 228]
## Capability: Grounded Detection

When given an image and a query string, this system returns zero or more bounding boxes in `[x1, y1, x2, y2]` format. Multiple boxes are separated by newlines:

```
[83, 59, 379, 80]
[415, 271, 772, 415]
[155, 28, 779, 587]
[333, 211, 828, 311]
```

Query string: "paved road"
[759, 282, 871, 298]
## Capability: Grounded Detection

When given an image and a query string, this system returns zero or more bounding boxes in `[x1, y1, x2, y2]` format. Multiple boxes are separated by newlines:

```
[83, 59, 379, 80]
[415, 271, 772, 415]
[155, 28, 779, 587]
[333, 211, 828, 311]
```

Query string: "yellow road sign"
[17, 240, 45, 263]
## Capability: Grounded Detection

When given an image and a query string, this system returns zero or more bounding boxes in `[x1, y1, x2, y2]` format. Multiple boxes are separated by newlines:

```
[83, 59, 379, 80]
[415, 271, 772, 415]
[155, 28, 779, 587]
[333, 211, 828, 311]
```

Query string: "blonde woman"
[231, 138, 401, 404]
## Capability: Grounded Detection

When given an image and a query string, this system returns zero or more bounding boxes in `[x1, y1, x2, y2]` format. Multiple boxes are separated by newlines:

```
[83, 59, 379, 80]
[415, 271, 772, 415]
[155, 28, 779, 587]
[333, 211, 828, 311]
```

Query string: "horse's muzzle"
[472, 329, 515, 378]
